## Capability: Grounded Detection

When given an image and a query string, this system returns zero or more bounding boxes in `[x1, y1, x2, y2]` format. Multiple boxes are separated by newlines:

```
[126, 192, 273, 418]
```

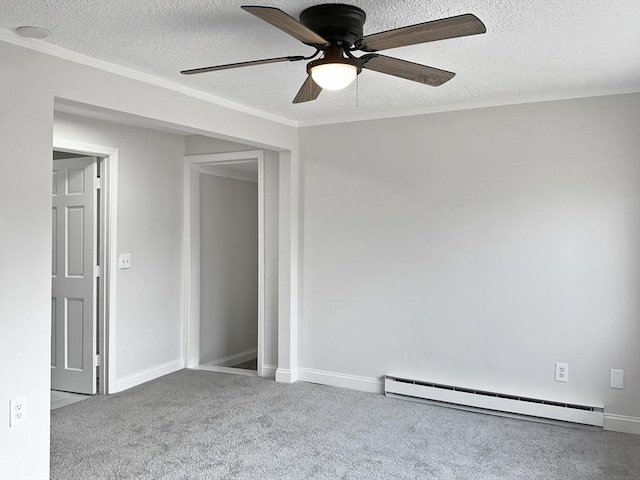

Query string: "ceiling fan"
[181, 4, 486, 104]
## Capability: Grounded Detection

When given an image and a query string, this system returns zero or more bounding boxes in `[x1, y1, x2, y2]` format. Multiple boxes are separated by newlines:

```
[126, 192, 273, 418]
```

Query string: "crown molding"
[297, 87, 640, 127]
[2, 28, 637, 130]
[0, 28, 297, 128]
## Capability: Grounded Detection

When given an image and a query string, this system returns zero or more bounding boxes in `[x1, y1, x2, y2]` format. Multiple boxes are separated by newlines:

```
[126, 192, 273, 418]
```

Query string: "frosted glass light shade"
[310, 63, 358, 91]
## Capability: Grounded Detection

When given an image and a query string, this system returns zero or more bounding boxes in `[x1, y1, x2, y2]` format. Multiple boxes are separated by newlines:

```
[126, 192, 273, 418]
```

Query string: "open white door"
[51, 157, 98, 394]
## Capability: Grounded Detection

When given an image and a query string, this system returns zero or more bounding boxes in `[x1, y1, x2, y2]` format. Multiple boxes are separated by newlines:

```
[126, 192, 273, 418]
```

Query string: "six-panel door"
[51, 156, 97, 395]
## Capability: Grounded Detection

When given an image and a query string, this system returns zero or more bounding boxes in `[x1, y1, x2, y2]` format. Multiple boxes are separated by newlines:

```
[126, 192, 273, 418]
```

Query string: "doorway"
[199, 160, 259, 375]
[184, 150, 272, 378]
[51, 152, 100, 396]
[52, 139, 119, 395]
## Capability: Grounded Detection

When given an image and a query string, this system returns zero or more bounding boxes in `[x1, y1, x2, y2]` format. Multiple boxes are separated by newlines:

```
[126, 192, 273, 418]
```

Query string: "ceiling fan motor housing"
[306, 46, 363, 76]
[300, 4, 366, 47]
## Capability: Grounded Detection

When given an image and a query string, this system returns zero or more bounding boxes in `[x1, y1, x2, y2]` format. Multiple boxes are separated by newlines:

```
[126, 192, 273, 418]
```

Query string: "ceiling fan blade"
[242, 6, 330, 48]
[356, 13, 486, 52]
[181, 56, 305, 75]
[293, 76, 322, 104]
[361, 54, 455, 87]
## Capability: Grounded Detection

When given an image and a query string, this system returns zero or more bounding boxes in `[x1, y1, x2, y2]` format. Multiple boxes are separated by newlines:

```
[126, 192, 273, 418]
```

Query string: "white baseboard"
[262, 364, 277, 379]
[287, 367, 640, 436]
[275, 368, 298, 383]
[297, 367, 384, 394]
[604, 414, 640, 435]
[114, 359, 184, 393]
[204, 348, 257, 368]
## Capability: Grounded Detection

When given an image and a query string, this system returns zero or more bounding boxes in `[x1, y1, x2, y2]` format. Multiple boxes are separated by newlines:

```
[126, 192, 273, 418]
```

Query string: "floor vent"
[385, 374, 604, 427]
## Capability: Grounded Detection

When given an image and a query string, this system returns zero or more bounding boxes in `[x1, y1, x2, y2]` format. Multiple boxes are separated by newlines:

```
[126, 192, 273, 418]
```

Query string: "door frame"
[52, 138, 118, 394]
[183, 150, 266, 377]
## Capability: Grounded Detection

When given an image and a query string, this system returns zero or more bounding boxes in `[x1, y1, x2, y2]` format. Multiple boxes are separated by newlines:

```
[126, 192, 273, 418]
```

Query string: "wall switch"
[118, 253, 131, 269]
[555, 362, 569, 383]
[10, 397, 27, 426]
[610, 369, 624, 389]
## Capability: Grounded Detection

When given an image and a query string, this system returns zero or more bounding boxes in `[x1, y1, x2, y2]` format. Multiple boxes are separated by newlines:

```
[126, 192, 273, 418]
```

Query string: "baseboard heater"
[385, 374, 604, 427]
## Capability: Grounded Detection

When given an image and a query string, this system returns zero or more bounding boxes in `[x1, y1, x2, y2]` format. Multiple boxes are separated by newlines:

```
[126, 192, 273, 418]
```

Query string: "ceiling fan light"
[310, 63, 358, 91]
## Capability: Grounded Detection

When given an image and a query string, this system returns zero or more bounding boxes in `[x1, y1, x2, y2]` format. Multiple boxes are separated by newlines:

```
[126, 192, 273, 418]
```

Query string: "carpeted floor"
[51, 369, 639, 480]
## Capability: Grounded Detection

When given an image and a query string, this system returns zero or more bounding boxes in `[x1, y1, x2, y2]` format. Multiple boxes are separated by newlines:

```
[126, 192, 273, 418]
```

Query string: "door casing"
[184, 150, 268, 377]
[52, 138, 118, 394]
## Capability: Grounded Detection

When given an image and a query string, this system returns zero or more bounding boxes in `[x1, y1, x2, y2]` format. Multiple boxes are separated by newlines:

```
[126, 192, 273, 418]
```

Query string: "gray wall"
[186, 135, 254, 155]
[0, 40, 296, 479]
[199, 173, 258, 364]
[53, 151, 86, 159]
[186, 136, 280, 368]
[54, 112, 185, 383]
[299, 93, 640, 418]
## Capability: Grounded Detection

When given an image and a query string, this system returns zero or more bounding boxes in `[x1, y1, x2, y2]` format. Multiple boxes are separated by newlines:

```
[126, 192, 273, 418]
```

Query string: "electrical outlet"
[555, 362, 568, 383]
[118, 253, 131, 270]
[10, 397, 27, 426]
[610, 369, 624, 389]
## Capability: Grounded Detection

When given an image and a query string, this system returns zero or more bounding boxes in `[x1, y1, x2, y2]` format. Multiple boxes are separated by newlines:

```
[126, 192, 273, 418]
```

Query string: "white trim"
[275, 368, 295, 384]
[187, 152, 264, 164]
[262, 364, 277, 379]
[191, 364, 258, 378]
[294, 368, 640, 434]
[257, 157, 265, 378]
[297, 368, 384, 393]
[297, 89, 640, 127]
[114, 359, 184, 393]
[604, 414, 640, 435]
[0, 28, 296, 127]
[204, 348, 257, 368]
[183, 151, 267, 377]
[52, 138, 118, 395]
[182, 159, 199, 367]
[4, 29, 637, 130]
[200, 165, 258, 183]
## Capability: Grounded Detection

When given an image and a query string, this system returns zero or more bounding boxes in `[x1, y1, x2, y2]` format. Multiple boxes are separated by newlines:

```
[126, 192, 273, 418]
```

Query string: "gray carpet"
[51, 369, 639, 480]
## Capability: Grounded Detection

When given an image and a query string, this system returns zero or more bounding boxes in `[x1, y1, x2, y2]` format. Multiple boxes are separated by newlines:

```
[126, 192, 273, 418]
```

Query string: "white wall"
[298, 94, 640, 419]
[4, 30, 634, 479]
[185, 137, 280, 369]
[0, 39, 296, 479]
[199, 173, 258, 364]
[0, 40, 53, 480]
[53, 151, 86, 159]
[54, 111, 185, 383]
[186, 135, 254, 155]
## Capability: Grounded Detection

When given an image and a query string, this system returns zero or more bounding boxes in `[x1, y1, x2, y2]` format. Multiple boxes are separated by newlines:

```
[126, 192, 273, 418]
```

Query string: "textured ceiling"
[1, 0, 639, 124]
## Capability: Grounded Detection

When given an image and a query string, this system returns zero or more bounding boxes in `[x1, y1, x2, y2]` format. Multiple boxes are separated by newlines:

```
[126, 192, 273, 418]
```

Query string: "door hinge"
[95, 177, 102, 190]
[95, 265, 102, 277]
[94, 354, 101, 367]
